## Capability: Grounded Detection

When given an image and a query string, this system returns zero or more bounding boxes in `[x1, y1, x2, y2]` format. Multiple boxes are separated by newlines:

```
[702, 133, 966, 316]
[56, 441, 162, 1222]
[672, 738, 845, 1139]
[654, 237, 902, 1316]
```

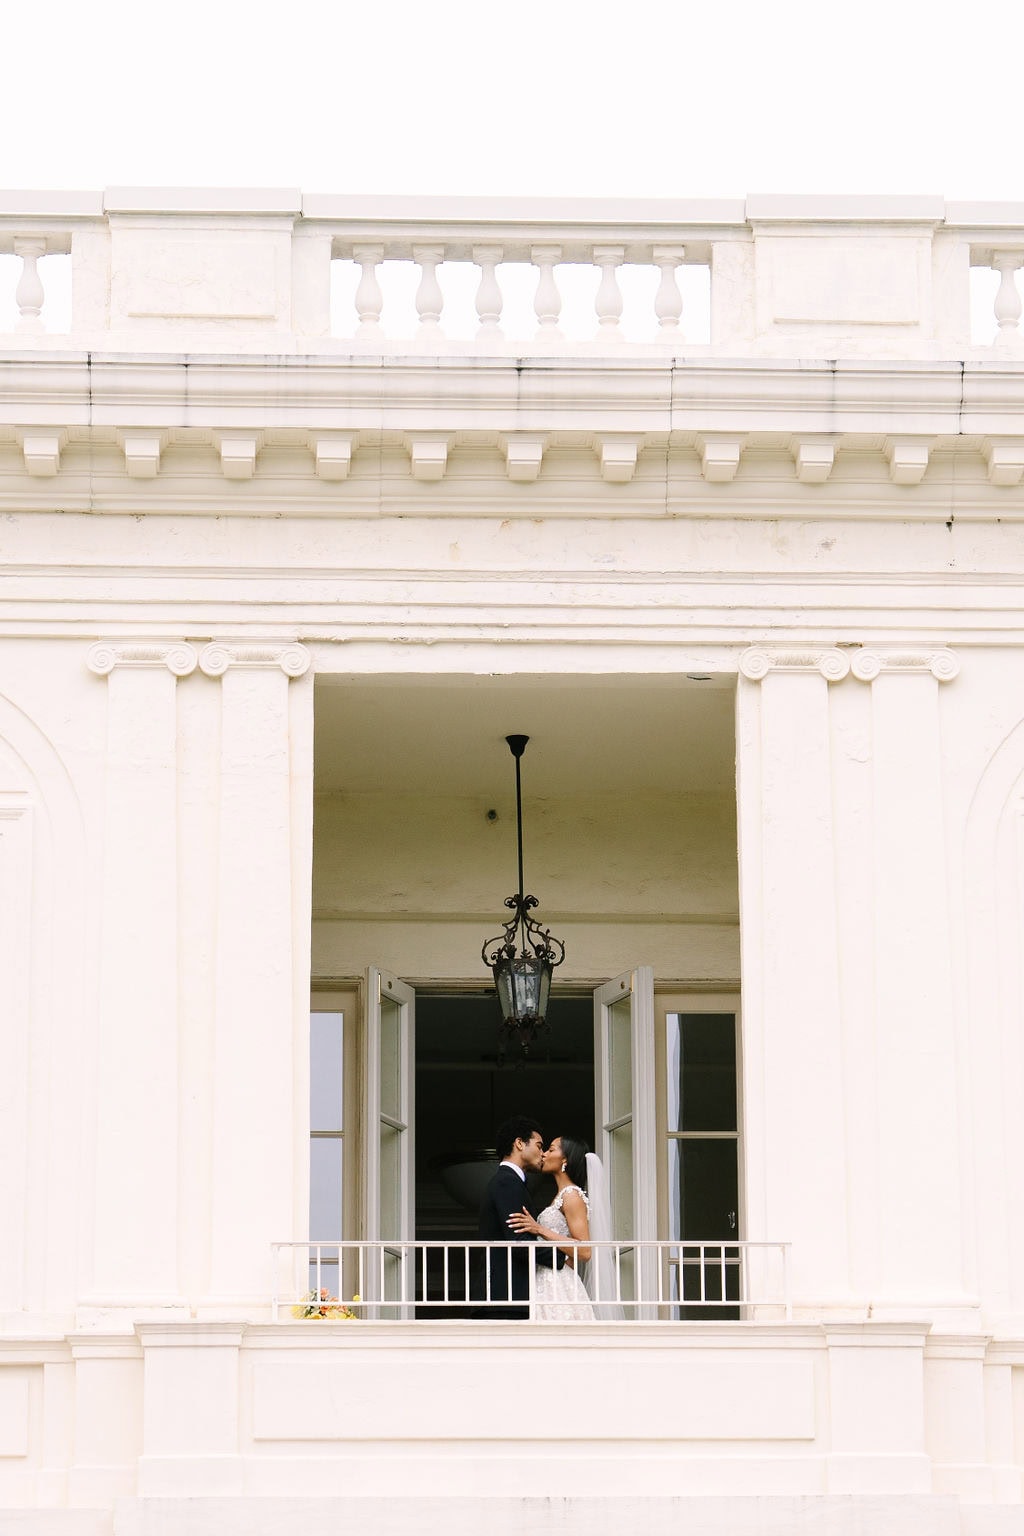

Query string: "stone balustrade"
[1, 189, 1024, 358]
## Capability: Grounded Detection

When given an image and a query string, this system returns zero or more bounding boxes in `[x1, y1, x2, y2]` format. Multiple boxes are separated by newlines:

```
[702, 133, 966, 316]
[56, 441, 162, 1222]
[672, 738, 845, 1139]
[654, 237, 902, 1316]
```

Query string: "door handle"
[727, 1210, 736, 1230]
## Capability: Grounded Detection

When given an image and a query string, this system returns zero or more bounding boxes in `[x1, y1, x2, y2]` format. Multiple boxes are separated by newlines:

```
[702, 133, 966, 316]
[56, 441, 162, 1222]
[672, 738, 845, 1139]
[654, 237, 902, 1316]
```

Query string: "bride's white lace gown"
[532, 1186, 594, 1320]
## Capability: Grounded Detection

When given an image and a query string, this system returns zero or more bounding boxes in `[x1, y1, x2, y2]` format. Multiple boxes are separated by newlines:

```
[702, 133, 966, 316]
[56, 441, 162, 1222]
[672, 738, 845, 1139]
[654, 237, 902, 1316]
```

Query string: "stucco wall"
[312, 788, 739, 981]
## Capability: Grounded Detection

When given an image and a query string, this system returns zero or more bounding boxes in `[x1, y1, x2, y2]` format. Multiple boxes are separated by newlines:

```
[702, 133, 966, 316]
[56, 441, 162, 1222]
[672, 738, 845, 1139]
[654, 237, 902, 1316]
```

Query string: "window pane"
[310, 1011, 344, 1132]
[608, 996, 632, 1123]
[310, 1137, 343, 1238]
[380, 997, 402, 1121]
[667, 1137, 738, 1241]
[666, 1013, 736, 1132]
[609, 1119, 633, 1241]
[379, 1122, 402, 1238]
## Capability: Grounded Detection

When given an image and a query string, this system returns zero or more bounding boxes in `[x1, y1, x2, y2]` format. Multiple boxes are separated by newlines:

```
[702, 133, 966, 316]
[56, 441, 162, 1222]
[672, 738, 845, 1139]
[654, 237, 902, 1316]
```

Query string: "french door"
[364, 967, 415, 1309]
[593, 966, 657, 1308]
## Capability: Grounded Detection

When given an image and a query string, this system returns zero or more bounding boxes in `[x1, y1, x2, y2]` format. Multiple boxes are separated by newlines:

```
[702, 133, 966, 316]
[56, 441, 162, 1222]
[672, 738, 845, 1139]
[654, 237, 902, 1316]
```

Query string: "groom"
[477, 1115, 564, 1318]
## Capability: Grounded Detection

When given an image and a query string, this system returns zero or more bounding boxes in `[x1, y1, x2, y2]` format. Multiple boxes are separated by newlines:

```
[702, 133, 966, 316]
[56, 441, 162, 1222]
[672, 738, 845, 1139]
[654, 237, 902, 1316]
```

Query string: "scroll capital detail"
[851, 648, 960, 683]
[738, 646, 850, 683]
[198, 642, 311, 678]
[87, 641, 198, 677]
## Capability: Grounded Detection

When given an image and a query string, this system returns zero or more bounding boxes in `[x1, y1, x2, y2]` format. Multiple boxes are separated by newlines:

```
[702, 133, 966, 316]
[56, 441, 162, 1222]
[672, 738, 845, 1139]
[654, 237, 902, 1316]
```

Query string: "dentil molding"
[198, 642, 311, 677]
[87, 641, 198, 677]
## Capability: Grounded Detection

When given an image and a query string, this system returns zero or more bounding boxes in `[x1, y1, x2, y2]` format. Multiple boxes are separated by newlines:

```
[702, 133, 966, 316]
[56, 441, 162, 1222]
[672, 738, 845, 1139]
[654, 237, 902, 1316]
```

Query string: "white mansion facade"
[3, 190, 1024, 1536]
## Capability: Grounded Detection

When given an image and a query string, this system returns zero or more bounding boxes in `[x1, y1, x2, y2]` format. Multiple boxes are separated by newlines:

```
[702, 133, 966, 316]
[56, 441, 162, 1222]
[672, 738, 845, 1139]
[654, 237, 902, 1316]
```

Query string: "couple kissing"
[476, 1115, 617, 1320]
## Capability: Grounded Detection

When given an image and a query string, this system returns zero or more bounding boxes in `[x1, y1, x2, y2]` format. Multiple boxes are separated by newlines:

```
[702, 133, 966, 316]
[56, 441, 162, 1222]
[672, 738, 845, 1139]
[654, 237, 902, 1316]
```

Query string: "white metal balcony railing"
[270, 1239, 792, 1322]
[0, 194, 1023, 353]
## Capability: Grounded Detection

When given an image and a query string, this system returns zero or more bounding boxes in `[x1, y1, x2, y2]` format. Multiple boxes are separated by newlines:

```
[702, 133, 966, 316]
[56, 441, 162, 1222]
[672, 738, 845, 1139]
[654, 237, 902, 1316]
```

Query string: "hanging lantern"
[481, 734, 565, 1055]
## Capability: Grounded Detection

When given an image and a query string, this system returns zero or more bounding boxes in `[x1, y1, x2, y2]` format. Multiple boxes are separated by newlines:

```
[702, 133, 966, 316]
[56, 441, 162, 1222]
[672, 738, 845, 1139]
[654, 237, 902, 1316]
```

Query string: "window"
[309, 1006, 346, 1292]
[660, 998, 740, 1316]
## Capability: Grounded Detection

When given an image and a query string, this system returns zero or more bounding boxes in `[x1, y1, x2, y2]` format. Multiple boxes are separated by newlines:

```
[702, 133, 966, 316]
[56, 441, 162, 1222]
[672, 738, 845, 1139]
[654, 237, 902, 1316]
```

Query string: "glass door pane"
[666, 1009, 739, 1318]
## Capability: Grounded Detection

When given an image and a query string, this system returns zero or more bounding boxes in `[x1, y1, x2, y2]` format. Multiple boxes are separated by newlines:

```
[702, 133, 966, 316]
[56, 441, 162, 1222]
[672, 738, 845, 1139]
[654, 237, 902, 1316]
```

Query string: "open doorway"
[415, 991, 594, 1244]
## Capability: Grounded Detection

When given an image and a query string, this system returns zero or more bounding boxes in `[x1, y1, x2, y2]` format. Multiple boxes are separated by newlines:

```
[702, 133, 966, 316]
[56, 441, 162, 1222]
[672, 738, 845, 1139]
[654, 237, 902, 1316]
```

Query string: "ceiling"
[313, 673, 736, 796]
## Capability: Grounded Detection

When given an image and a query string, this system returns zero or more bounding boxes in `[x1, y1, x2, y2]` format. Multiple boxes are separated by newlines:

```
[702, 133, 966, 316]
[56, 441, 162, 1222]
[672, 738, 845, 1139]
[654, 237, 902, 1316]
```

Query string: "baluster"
[992, 250, 1024, 351]
[14, 237, 46, 333]
[531, 244, 563, 338]
[653, 243, 685, 333]
[473, 244, 504, 340]
[413, 244, 445, 338]
[352, 243, 384, 340]
[593, 245, 624, 339]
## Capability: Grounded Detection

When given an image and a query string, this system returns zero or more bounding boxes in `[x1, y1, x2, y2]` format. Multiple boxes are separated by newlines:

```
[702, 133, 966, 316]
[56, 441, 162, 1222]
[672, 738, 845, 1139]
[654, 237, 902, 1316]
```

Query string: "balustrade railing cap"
[946, 201, 1024, 229]
[300, 193, 747, 226]
[0, 191, 104, 218]
[745, 193, 946, 223]
[103, 187, 302, 215]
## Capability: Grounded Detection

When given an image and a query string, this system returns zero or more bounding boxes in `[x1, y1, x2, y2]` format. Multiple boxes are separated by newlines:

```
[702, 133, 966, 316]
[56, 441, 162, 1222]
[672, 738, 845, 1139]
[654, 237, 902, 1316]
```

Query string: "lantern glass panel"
[495, 964, 515, 1023]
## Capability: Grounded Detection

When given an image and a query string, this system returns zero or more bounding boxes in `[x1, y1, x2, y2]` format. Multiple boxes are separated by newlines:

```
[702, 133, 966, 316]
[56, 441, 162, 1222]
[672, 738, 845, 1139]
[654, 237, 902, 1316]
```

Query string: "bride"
[506, 1135, 618, 1319]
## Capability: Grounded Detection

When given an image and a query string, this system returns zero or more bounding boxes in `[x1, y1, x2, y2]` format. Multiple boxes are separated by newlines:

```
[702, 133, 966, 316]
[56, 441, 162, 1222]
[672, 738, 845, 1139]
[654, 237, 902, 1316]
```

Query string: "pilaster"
[737, 647, 851, 1305]
[853, 647, 965, 1308]
[197, 642, 313, 1308]
[84, 642, 198, 1307]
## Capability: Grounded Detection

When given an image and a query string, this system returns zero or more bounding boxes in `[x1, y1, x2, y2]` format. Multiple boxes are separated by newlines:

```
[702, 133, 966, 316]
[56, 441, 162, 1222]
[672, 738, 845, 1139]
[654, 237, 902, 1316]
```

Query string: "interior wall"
[311, 788, 739, 982]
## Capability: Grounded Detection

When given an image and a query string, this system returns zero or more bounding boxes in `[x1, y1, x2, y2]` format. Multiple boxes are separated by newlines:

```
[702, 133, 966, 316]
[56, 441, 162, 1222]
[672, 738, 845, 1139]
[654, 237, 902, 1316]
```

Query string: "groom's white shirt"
[499, 1160, 526, 1181]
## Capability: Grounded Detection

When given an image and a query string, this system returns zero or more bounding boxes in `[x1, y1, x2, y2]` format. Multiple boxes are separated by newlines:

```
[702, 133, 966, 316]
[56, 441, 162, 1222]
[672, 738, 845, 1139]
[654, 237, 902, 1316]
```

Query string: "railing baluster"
[353, 243, 385, 340]
[593, 245, 624, 339]
[413, 244, 445, 338]
[532, 244, 563, 338]
[992, 250, 1024, 352]
[653, 244, 684, 333]
[473, 244, 504, 340]
[15, 237, 46, 333]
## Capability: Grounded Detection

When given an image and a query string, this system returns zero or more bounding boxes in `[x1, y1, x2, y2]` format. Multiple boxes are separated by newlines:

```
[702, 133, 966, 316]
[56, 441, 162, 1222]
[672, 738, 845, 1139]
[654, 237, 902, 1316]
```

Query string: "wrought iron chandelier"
[482, 734, 565, 1055]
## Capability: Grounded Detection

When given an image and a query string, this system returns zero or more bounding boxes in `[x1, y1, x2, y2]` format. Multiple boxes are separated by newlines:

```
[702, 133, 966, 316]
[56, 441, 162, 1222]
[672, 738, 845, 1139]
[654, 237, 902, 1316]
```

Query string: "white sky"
[2, 0, 1021, 201]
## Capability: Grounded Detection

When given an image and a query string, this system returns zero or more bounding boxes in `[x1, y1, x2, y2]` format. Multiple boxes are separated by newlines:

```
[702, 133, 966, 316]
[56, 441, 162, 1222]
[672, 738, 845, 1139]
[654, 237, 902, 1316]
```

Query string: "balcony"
[2, 191, 1024, 508]
[271, 1239, 792, 1322]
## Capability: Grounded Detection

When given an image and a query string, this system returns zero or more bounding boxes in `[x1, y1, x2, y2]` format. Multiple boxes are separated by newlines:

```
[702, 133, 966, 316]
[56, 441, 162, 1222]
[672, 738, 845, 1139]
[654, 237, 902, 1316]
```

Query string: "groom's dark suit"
[477, 1162, 564, 1319]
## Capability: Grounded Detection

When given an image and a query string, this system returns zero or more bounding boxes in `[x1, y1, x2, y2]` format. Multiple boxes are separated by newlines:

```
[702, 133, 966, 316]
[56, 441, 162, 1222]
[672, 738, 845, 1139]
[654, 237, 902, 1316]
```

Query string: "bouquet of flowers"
[292, 1288, 361, 1319]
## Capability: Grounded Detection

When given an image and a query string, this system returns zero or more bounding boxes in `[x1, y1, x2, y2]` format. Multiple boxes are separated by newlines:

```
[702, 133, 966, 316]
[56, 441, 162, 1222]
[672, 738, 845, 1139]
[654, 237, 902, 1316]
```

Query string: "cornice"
[86, 640, 198, 676]
[198, 641, 311, 677]
[0, 353, 1022, 508]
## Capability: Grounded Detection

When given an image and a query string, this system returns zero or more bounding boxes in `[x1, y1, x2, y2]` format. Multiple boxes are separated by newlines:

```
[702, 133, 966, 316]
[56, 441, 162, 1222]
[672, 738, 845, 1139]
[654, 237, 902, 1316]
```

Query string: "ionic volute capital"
[850, 649, 960, 683]
[87, 641, 198, 677]
[198, 642, 311, 678]
[738, 647, 850, 683]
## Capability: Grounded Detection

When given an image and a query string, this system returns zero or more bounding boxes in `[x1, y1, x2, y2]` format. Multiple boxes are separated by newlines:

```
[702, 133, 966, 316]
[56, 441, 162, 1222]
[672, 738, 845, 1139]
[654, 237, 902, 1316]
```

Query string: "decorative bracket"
[310, 431, 357, 481]
[982, 437, 1024, 488]
[593, 435, 641, 483]
[217, 432, 264, 481]
[404, 434, 451, 482]
[884, 437, 930, 486]
[119, 430, 168, 480]
[501, 434, 546, 483]
[790, 438, 836, 484]
[697, 434, 743, 483]
[21, 429, 67, 478]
